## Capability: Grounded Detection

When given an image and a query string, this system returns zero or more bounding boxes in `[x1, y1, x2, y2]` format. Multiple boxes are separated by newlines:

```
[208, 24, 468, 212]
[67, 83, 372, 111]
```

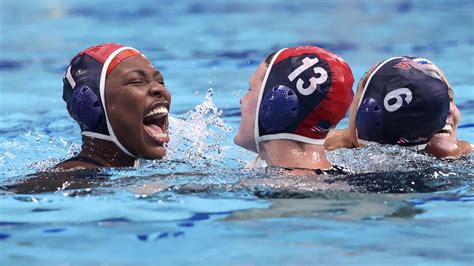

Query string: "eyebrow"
[124, 68, 163, 79]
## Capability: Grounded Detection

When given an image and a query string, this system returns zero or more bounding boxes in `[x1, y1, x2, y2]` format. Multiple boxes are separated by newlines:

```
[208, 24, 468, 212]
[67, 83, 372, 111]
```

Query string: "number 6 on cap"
[383, 88, 413, 112]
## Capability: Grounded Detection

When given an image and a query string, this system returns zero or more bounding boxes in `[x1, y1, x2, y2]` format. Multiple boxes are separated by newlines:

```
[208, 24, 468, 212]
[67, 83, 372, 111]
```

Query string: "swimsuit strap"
[62, 155, 104, 167]
[282, 164, 349, 175]
[313, 165, 349, 175]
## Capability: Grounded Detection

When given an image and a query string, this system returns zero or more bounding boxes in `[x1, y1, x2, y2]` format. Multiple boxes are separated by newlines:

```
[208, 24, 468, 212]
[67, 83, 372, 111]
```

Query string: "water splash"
[163, 89, 233, 167]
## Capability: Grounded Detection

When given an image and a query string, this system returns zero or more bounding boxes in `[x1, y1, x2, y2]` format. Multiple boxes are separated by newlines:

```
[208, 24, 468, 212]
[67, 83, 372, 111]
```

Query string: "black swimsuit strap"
[313, 165, 348, 175]
[62, 155, 104, 167]
[282, 164, 349, 175]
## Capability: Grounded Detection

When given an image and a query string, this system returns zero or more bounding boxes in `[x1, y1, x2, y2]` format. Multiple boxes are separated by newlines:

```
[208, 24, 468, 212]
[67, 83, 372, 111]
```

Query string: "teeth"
[442, 124, 453, 132]
[144, 106, 168, 118]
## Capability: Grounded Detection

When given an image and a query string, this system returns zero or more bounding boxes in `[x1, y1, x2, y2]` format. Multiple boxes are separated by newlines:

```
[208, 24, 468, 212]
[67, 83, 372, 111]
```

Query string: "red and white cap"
[255, 46, 354, 150]
[63, 43, 141, 158]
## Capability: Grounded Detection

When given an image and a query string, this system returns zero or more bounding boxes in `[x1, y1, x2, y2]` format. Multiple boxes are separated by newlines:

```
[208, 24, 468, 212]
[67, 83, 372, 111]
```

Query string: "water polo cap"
[355, 56, 450, 150]
[255, 46, 354, 151]
[63, 43, 141, 158]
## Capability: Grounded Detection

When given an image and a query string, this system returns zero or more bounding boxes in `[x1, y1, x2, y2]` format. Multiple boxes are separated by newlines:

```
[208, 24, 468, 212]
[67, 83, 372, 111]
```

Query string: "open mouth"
[435, 124, 453, 136]
[143, 104, 169, 144]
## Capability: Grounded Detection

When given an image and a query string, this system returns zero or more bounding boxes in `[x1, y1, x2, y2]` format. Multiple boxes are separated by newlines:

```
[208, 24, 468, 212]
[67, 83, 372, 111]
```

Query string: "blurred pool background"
[0, 0, 473, 265]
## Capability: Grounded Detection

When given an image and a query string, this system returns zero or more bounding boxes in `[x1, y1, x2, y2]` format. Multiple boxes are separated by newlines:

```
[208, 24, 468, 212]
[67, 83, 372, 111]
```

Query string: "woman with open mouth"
[324, 56, 472, 158]
[55, 43, 171, 170]
[422, 61, 473, 158]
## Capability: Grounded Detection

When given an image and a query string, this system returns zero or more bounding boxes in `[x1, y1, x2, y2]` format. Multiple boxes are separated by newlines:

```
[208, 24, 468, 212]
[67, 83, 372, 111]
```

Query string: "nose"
[149, 82, 169, 101]
[448, 101, 455, 116]
[445, 102, 454, 123]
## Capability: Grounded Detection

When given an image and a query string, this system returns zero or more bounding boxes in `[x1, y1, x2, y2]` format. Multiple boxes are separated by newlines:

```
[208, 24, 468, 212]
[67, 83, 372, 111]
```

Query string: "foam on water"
[327, 143, 474, 174]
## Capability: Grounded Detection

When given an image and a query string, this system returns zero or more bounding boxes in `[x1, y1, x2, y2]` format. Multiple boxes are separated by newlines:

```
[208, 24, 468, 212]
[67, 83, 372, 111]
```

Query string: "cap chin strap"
[81, 131, 141, 167]
[253, 48, 326, 151]
[245, 155, 268, 169]
[357, 138, 427, 151]
[97, 46, 140, 164]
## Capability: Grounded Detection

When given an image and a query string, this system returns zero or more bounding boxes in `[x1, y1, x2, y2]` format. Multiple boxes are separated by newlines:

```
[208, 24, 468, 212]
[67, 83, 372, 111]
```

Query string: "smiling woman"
[324, 56, 473, 158]
[54, 43, 171, 170]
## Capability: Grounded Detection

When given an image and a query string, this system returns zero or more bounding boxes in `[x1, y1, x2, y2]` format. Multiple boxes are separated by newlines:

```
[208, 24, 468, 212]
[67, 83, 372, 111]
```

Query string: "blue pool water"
[1, 0, 473, 265]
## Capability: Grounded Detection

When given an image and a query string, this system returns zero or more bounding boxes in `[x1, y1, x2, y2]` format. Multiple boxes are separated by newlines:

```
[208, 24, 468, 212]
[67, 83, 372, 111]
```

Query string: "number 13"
[288, 57, 328, 96]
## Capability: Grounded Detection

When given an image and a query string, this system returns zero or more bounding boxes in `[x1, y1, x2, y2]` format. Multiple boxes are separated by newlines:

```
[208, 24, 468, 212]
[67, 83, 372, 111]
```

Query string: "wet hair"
[264, 52, 277, 66]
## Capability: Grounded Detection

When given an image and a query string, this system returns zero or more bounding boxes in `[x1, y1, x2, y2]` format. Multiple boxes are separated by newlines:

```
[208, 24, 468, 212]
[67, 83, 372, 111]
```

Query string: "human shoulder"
[53, 156, 104, 171]
[455, 140, 473, 157]
[425, 139, 473, 158]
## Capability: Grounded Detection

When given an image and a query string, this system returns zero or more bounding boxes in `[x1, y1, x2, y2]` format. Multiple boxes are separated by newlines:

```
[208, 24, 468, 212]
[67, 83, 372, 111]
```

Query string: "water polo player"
[325, 56, 472, 158]
[234, 45, 354, 172]
[55, 43, 171, 170]
[420, 59, 473, 158]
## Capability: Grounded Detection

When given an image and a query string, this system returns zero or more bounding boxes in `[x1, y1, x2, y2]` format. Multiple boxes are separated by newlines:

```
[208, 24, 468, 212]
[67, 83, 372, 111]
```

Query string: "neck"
[259, 139, 332, 170]
[78, 136, 136, 167]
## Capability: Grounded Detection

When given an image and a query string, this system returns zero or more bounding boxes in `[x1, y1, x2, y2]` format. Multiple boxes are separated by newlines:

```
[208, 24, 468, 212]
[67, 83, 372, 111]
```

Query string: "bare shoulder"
[457, 140, 473, 157]
[426, 139, 473, 158]
[324, 128, 355, 151]
[53, 160, 100, 171]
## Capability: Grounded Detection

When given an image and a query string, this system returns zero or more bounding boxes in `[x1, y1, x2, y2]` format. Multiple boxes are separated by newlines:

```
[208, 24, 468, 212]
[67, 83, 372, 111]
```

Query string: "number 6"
[383, 88, 413, 112]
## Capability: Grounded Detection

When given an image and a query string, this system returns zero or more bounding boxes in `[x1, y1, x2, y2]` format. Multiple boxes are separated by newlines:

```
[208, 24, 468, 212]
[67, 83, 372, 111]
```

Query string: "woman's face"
[105, 54, 171, 159]
[233, 61, 268, 153]
[425, 64, 461, 155]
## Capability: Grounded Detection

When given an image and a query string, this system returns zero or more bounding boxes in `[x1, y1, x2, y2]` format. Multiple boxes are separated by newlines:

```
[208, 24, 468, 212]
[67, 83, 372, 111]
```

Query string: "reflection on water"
[225, 193, 423, 221]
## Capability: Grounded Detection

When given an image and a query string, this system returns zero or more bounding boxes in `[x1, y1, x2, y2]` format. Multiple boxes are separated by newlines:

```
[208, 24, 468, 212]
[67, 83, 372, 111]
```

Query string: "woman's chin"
[142, 148, 167, 160]
[426, 133, 458, 157]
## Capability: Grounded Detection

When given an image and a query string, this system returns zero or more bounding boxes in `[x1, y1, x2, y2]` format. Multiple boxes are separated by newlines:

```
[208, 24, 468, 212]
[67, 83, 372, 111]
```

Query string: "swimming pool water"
[1, 0, 473, 265]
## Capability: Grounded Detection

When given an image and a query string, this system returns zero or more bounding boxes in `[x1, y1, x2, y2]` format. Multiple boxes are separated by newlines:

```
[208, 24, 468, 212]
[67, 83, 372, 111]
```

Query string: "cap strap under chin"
[81, 131, 140, 167]
[99, 46, 139, 158]
[82, 131, 113, 141]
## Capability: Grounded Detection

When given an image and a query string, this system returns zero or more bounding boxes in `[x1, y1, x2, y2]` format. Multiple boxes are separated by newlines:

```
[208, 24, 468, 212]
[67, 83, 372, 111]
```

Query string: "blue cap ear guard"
[259, 85, 300, 133]
[355, 97, 384, 141]
[69, 85, 104, 131]
[63, 53, 108, 135]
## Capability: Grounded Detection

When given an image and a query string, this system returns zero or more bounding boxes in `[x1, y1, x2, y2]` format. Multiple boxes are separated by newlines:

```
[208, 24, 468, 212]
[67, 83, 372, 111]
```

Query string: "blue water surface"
[1, 0, 473, 265]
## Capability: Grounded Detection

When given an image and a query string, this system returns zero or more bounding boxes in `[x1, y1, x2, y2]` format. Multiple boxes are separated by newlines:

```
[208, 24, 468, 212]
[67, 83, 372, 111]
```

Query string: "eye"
[127, 79, 143, 85]
[153, 74, 165, 86]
